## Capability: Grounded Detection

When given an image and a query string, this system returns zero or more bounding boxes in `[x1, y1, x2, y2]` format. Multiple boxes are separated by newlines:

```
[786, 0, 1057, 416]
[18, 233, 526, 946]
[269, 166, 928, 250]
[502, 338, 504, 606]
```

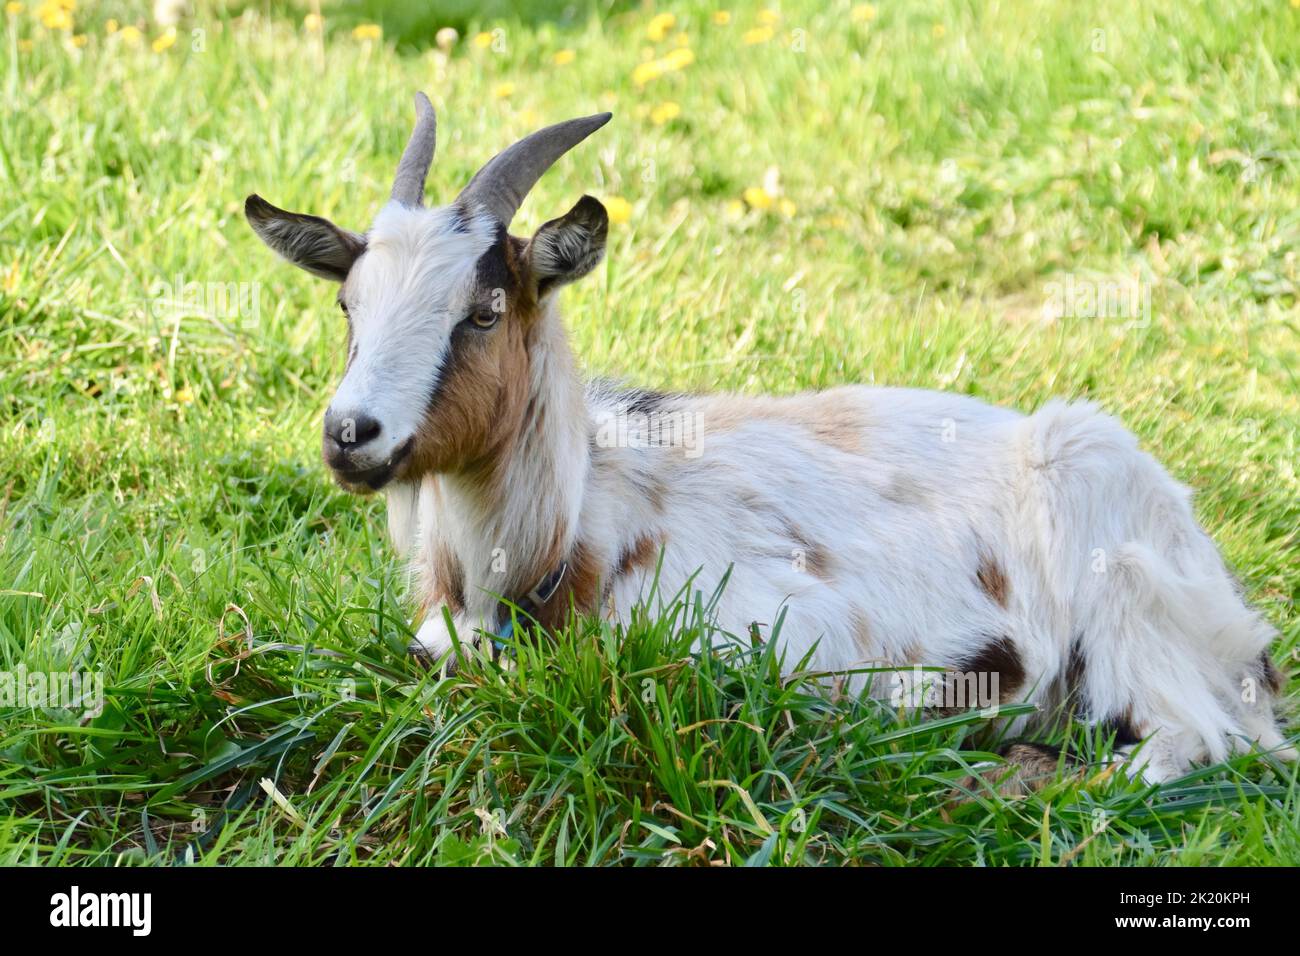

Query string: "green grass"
[1, 0, 1297, 865]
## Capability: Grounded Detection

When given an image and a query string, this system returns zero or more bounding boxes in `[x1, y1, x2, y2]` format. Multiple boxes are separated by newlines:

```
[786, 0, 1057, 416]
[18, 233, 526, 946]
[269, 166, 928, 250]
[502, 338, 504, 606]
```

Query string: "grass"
[0, 0, 1297, 865]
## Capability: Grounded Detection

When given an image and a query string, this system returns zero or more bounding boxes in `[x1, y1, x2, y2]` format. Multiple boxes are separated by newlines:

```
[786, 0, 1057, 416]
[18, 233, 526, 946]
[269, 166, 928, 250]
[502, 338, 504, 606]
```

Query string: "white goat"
[246, 94, 1291, 785]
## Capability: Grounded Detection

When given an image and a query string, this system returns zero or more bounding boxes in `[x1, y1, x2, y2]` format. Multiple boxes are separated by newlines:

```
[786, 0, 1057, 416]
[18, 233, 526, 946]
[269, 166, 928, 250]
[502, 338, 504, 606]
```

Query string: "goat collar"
[491, 561, 569, 654]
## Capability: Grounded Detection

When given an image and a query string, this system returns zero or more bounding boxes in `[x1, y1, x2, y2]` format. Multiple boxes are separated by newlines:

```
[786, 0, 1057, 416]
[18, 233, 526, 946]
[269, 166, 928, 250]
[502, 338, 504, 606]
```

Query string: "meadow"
[0, 0, 1297, 865]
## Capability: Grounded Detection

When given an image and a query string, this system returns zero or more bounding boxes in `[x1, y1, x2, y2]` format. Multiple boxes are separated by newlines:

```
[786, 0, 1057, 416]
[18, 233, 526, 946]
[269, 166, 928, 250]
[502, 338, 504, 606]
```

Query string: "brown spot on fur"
[956, 634, 1025, 703]
[975, 553, 1010, 608]
[880, 472, 928, 506]
[849, 609, 874, 656]
[781, 518, 831, 580]
[616, 533, 662, 577]
[527, 538, 605, 632]
[697, 388, 871, 456]
[956, 742, 1076, 799]
[1258, 651, 1284, 695]
[405, 235, 538, 483]
[419, 543, 465, 617]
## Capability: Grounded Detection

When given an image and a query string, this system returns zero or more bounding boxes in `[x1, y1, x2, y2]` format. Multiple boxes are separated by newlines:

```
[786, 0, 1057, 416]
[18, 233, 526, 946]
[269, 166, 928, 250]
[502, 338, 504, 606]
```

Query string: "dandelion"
[105, 17, 116, 33]
[632, 60, 665, 87]
[119, 24, 142, 45]
[472, 31, 493, 49]
[352, 23, 382, 41]
[303, 13, 322, 32]
[152, 28, 176, 52]
[778, 198, 796, 217]
[712, 11, 731, 26]
[175, 386, 194, 405]
[646, 12, 675, 42]
[632, 47, 693, 86]
[723, 198, 746, 221]
[932, 23, 946, 39]
[605, 196, 632, 225]
[4, 2, 23, 15]
[435, 27, 458, 51]
[742, 26, 774, 45]
[662, 47, 693, 70]
[69, 32, 86, 46]
[553, 48, 575, 66]
[758, 9, 780, 26]
[493, 81, 515, 98]
[742, 186, 774, 210]
[650, 101, 681, 125]
[35, 0, 73, 30]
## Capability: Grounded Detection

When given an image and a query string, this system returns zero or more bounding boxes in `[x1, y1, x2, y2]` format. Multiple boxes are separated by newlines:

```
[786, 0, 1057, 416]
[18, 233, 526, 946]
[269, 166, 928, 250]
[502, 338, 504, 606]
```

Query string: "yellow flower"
[493, 81, 515, 98]
[18, 37, 32, 51]
[932, 23, 945, 39]
[303, 12, 322, 32]
[632, 60, 664, 87]
[604, 196, 632, 225]
[553, 48, 575, 66]
[119, 24, 142, 45]
[632, 47, 693, 87]
[723, 198, 746, 221]
[70, 32, 86, 46]
[105, 17, 116, 33]
[758, 9, 780, 26]
[175, 386, 194, 405]
[778, 198, 796, 217]
[472, 31, 492, 49]
[742, 186, 774, 210]
[152, 28, 176, 52]
[742, 26, 774, 45]
[5, 2, 24, 15]
[662, 47, 693, 70]
[646, 12, 675, 42]
[36, 0, 73, 30]
[851, 4, 876, 22]
[650, 101, 681, 125]
[712, 11, 731, 26]
[352, 23, 382, 41]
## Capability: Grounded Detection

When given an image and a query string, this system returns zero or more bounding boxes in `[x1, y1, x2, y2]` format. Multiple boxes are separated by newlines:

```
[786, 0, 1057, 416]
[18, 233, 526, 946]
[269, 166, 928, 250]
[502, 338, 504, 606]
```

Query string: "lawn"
[0, 0, 1297, 865]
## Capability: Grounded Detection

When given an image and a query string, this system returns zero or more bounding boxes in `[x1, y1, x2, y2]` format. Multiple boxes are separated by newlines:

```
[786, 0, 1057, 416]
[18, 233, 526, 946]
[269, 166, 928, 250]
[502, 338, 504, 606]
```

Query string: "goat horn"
[457, 112, 611, 225]
[391, 92, 437, 206]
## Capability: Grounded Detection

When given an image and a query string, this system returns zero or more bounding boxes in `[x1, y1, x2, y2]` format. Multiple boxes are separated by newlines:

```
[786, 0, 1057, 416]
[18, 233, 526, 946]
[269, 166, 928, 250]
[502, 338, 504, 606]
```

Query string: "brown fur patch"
[782, 518, 832, 580]
[418, 542, 465, 618]
[697, 389, 871, 456]
[956, 635, 1026, 703]
[849, 609, 874, 656]
[528, 538, 606, 631]
[405, 236, 537, 483]
[616, 533, 662, 577]
[957, 742, 1075, 799]
[975, 553, 1010, 608]
[1258, 651, 1285, 696]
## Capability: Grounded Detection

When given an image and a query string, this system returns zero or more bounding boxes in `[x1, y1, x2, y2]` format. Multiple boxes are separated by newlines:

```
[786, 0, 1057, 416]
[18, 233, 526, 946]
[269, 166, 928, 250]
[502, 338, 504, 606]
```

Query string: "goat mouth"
[330, 438, 413, 493]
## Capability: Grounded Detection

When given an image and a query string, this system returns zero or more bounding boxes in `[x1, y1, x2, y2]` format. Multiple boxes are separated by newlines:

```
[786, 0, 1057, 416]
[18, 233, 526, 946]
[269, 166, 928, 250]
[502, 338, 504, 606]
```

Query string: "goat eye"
[470, 308, 499, 329]
[339, 301, 350, 318]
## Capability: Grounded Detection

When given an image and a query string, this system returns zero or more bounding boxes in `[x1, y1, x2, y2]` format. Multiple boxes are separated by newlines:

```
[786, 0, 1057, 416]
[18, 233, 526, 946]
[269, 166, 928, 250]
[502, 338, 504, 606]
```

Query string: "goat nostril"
[325, 411, 382, 449]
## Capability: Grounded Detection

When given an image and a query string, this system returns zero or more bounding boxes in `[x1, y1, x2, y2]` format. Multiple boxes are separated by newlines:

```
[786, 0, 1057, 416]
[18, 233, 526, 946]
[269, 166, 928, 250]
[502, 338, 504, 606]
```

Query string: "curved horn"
[391, 92, 437, 206]
[457, 112, 611, 224]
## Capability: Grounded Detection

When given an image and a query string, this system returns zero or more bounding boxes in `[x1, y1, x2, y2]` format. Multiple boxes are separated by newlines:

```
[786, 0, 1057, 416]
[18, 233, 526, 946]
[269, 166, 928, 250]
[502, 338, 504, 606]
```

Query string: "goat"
[246, 93, 1292, 784]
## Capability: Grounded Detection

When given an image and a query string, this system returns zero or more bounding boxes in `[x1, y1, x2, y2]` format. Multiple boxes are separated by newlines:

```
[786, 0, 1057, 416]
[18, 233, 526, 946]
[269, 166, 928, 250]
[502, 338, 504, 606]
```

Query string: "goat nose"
[324, 410, 382, 449]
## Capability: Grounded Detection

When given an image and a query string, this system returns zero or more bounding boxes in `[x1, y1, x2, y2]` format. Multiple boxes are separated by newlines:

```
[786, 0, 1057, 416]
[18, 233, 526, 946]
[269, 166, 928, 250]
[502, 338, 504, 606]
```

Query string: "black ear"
[244, 194, 365, 281]
[527, 195, 608, 295]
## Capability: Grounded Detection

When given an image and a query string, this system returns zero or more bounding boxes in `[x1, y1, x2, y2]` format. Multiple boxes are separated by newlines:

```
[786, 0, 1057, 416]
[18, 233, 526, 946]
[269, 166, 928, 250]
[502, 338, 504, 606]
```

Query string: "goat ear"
[526, 195, 607, 295]
[244, 194, 365, 282]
